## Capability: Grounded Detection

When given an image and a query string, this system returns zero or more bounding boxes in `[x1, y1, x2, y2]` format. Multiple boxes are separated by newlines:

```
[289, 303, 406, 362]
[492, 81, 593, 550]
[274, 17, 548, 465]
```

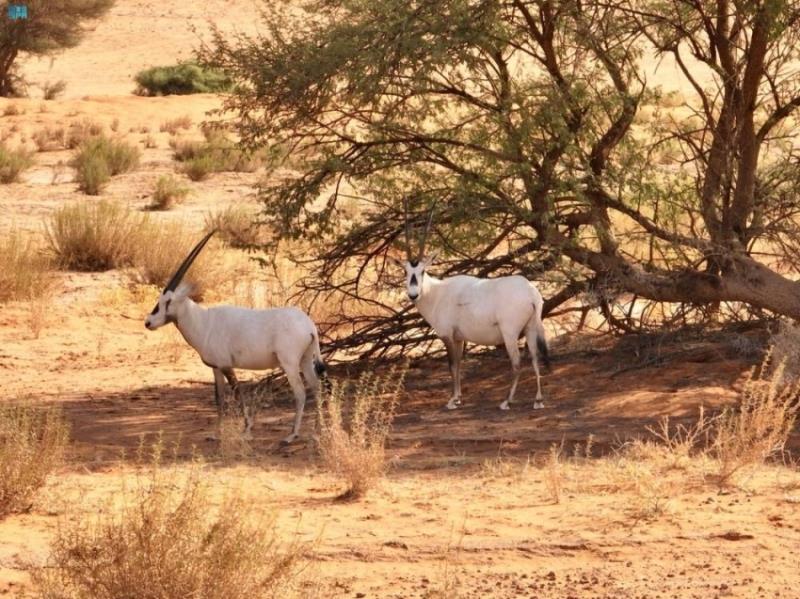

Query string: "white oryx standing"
[391, 207, 550, 410]
[144, 231, 326, 444]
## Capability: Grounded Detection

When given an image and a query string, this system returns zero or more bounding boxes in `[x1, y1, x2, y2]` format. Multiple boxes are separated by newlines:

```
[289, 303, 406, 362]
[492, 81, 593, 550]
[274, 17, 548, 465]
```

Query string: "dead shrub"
[147, 174, 190, 210]
[711, 349, 800, 486]
[65, 119, 103, 149]
[41, 80, 67, 101]
[0, 404, 69, 518]
[544, 442, 564, 504]
[33, 448, 309, 599]
[45, 200, 149, 271]
[0, 229, 53, 302]
[316, 366, 404, 499]
[32, 126, 67, 152]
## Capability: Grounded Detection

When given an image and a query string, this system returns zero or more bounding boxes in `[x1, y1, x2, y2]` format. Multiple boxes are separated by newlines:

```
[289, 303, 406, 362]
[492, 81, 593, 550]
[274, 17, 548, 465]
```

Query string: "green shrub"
[148, 174, 190, 210]
[181, 154, 216, 181]
[0, 404, 68, 519]
[0, 143, 34, 183]
[45, 200, 149, 271]
[71, 136, 140, 194]
[172, 129, 261, 180]
[134, 62, 232, 96]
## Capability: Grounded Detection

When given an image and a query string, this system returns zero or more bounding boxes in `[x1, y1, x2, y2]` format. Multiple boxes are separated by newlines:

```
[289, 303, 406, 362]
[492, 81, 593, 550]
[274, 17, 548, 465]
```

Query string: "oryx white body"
[400, 258, 549, 410]
[144, 231, 324, 444]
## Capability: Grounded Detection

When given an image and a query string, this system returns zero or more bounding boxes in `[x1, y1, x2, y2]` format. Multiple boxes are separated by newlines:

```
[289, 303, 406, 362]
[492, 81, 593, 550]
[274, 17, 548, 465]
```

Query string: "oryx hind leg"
[525, 320, 545, 409]
[499, 330, 522, 411]
[278, 356, 307, 445]
[211, 367, 227, 439]
[301, 348, 320, 401]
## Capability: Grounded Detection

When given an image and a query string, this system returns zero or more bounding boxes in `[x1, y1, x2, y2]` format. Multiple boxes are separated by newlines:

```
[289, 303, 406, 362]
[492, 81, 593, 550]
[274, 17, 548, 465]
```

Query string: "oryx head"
[390, 199, 437, 302]
[144, 230, 215, 330]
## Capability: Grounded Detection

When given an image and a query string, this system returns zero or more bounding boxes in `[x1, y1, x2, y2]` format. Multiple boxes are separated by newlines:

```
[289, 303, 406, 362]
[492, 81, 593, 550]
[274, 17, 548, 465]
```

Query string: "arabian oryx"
[390, 206, 550, 411]
[144, 231, 326, 444]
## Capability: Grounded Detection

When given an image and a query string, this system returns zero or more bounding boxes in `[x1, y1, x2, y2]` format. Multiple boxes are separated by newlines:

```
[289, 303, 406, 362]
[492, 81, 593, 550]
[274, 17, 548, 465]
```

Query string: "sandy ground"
[1, 2, 800, 597]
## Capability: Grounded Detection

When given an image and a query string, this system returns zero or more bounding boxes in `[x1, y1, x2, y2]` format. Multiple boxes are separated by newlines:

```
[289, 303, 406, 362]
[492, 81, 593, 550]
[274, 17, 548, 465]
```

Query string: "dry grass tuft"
[204, 204, 265, 248]
[711, 348, 799, 486]
[46, 201, 148, 271]
[0, 142, 34, 183]
[0, 230, 54, 302]
[147, 174, 190, 210]
[160, 115, 192, 134]
[316, 367, 404, 500]
[32, 126, 67, 152]
[33, 445, 310, 599]
[129, 221, 231, 300]
[544, 443, 564, 504]
[217, 417, 253, 463]
[0, 404, 69, 519]
[71, 135, 140, 194]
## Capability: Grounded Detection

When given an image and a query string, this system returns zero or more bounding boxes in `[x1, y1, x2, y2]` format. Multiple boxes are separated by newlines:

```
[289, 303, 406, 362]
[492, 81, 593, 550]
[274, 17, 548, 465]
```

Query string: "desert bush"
[2, 103, 22, 116]
[204, 204, 264, 248]
[0, 230, 53, 302]
[0, 143, 34, 183]
[45, 201, 148, 271]
[32, 126, 67, 152]
[41, 80, 67, 100]
[135, 62, 232, 96]
[71, 135, 140, 194]
[180, 153, 216, 181]
[316, 367, 404, 499]
[34, 449, 308, 599]
[148, 174, 190, 210]
[66, 120, 103, 149]
[130, 221, 229, 300]
[711, 349, 800, 485]
[0, 404, 69, 518]
[160, 115, 192, 134]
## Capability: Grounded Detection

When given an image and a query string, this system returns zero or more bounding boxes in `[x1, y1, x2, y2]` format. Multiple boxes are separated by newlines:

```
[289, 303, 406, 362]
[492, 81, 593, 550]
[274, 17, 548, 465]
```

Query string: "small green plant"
[46, 200, 149, 271]
[172, 128, 261, 180]
[135, 62, 232, 96]
[180, 153, 216, 181]
[0, 230, 53, 302]
[71, 135, 140, 194]
[316, 367, 404, 499]
[0, 404, 69, 519]
[148, 174, 190, 210]
[34, 445, 309, 599]
[0, 143, 34, 183]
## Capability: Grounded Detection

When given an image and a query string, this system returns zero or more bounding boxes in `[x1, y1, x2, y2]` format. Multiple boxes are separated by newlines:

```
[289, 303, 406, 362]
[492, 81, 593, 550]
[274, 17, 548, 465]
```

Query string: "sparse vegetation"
[204, 204, 263, 248]
[0, 143, 34, 183]
[66, 120, 103, 149]
[71, 135, 140, 194]
[172, 129, 261, 181]
[0, 230, 53, 302]
[316, 367, 404, 499]
[32, 126, 67, 152]
[0, 404, 69, 518]
[180, 153, 216, 181]
[134, 62, 232, 96]
[41, 80, 67, 101]
[160, 115, 192, 134]
[148, 174, 190, 210]
[45, 200, 148, 271]
[34, 447, 309, 598]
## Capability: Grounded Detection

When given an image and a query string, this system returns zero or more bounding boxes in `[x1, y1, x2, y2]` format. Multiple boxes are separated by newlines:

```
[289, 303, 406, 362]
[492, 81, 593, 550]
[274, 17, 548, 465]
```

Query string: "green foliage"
[0, 143, 34, 183]
[0, 0, 115, 96]
[134, 62, 232, 96]
[71, 135, 140, 194]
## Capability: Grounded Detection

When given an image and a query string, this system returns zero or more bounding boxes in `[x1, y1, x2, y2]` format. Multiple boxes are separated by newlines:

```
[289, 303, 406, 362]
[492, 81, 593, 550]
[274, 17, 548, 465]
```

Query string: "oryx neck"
[172, 298, 209, 350]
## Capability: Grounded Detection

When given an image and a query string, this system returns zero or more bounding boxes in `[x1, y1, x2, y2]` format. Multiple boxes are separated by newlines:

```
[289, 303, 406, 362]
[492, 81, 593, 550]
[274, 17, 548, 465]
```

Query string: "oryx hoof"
[280, 433, 299, 446]
[533, 401, 545, 410]
[499, 401, 511, 411]
[445, 399, 461, 410]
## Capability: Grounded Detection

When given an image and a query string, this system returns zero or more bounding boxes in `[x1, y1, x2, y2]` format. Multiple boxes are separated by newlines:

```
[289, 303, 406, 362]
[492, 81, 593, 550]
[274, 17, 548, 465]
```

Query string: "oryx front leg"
[223, 368, 252, 436]
[211, 367, 227, 438]
[499, 332, 522, 411]
[280, 359, 307, 445]
[443, 337, 464, 410]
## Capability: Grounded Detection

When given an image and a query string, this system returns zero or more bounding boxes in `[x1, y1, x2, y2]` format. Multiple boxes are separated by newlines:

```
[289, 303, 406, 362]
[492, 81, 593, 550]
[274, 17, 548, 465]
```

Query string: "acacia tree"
[0, 0, 114, 96]
[202, 0, 800, 356]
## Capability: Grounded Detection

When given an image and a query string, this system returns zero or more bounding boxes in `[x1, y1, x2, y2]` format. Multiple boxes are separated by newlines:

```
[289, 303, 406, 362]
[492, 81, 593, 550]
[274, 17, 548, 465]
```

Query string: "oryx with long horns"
[391, 202, 550, 410]
[144, 231, 326, 444]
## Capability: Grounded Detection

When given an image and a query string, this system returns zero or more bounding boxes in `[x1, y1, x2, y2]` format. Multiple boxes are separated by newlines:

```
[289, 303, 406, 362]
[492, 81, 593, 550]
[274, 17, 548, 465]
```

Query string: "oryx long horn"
[163, 230, 216, 292]
[417, 202, 436, 258]
[402, 196, 416, 261]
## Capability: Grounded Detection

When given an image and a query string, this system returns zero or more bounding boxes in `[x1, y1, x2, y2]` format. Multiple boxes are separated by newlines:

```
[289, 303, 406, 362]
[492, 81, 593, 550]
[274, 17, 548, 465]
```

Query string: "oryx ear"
[422, 251, 440, 268]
